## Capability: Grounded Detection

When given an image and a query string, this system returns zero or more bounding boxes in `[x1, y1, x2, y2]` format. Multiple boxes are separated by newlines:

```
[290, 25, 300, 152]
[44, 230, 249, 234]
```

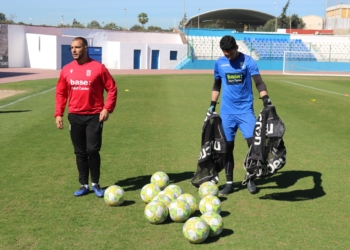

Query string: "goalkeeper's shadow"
[233, 170, 326, 202]
[114, 171, 195, 192]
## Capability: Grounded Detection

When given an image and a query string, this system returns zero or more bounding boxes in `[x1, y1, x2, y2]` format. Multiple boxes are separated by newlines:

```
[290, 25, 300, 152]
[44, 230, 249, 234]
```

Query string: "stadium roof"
[185, 8, 275, 29]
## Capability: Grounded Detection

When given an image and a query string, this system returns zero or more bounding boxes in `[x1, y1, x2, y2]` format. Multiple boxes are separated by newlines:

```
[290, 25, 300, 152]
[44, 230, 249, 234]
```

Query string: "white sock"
[92, 183, 98, 186]
[83, 184, 89, 188]
[226, 181, 233, 185]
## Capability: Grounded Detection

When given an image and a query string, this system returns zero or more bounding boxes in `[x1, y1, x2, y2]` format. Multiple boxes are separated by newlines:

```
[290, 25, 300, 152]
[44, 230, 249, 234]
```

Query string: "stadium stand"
[243, 38, 316, 60]
[187, 35, 259, 60]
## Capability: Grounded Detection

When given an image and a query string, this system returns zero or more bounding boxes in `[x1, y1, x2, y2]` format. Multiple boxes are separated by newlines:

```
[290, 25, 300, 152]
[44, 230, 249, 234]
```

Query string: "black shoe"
[218, 184, 234, 197]
[247, 179, 257, 194]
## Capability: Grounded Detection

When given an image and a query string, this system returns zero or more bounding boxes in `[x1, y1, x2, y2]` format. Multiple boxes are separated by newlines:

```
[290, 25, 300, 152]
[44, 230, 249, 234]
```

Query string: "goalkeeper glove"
[207, 101, 217, 114]
[262, 95, 272, 108]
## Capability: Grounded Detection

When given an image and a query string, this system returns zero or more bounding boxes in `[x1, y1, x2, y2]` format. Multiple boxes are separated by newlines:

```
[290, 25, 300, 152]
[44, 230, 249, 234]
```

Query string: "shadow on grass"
[202, 228, 234, 244]
[0, 110, 31, 114]
[118, 200, 136, 207]
[0, 72, 36, 78]
[114, 171, 194, 191]
[232, 170, 326, 202]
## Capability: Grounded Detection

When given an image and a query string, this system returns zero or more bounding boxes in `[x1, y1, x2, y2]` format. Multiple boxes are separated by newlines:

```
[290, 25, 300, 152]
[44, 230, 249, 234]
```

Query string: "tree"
[137, 13, 149, 28]
[180, 13, 187, 28]
[0, 13, 5, 21]
[58, 23, 71, 28]
[103, 22, 123, 30]
[279, 0, 290, 29]
[72, 19, 85, 28]
[130, 24, 144, 31]
[87, 20, 101, 29]
[290, 14, 306, 29]
[147, 25, 162, 32]
[256, 0, 305, 31]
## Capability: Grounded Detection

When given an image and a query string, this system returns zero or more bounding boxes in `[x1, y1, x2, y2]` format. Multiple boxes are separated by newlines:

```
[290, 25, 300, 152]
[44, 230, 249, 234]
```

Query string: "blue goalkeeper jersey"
[214, 53, 260, 115]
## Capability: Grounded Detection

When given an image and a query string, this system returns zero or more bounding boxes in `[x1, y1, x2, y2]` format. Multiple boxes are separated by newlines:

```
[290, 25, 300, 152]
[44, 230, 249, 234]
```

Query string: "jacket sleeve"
[54, 70, 68, 117]
[101, 65, 117, 113]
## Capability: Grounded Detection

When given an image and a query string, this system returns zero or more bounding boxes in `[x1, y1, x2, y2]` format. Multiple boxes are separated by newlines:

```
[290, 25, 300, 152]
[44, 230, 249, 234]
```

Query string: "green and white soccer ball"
[140, 183, 161, 203]
[177, 193, 197, 215]
[198, 181, 219, 198]
[144, 201, 169, 224]
[183, 217, 210, 244]
[104, 185, 124, 206]
[201, 212, 224, 237]
[199, 195, 221, 214]
[162, 190, 177, 201]
[152, 193, 172, 207]
[164, 184, 182, 198]
[168, 200, 191, 222]
[150, 171, 170, 190]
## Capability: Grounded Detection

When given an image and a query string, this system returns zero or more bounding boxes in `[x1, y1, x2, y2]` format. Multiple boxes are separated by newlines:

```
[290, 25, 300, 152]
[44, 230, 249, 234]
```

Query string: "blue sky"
[1, 0, 336, 29]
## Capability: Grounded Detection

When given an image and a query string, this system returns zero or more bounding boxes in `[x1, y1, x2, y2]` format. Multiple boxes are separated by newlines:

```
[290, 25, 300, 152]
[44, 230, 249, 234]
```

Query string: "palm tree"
[138, 13, 149, 28]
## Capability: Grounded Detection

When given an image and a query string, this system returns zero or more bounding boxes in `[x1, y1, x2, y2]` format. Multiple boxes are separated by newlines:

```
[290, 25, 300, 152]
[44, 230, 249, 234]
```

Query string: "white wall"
[8, 25, 26, 67]
[26, 33, 57, 69]
[147, 44, 187, 69]
[7, 25, 187, 70]
[291, 34, 350, 43]
[105, 41, 120, 69]
[118, 42, 187, 70]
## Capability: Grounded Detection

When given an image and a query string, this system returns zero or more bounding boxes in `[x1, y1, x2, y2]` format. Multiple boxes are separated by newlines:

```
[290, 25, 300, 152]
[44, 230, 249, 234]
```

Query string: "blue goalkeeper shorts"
[221, 112, 256, 142]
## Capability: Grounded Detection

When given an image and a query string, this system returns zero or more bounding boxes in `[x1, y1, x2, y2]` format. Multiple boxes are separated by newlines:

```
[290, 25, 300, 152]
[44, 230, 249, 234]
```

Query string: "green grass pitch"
[0, 74, 349, 249]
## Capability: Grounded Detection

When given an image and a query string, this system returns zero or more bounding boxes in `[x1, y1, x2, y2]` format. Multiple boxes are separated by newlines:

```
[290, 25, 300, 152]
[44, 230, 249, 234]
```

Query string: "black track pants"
[68, 114, 103, 185]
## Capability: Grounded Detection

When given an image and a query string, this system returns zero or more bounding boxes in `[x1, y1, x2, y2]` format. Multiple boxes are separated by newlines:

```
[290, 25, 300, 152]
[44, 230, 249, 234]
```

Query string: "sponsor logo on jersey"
[86, 70, 91, 76]
[225, 73, 244, 84]
[70, 79, 91, 90]
[70, 69, 73, 73]
[70, 79, 91, 86]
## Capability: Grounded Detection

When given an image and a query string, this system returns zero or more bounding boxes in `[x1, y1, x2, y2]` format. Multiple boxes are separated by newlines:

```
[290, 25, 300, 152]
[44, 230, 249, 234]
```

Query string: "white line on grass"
[281, 80, 346, 96]
[0, 87, 55, 109]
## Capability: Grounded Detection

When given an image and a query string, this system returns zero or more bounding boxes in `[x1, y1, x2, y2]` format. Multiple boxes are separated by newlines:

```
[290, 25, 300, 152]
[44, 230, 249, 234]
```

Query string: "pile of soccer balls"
[141, 171, 224, 244]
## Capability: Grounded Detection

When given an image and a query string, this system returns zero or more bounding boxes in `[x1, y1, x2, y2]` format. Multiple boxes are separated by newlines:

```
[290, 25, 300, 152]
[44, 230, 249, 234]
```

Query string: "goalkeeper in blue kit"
[208, 35, 272, 196]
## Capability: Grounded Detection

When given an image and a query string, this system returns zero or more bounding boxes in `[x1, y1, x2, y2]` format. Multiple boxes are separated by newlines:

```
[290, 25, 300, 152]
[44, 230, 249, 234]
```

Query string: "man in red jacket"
[55, 37, 117, 197]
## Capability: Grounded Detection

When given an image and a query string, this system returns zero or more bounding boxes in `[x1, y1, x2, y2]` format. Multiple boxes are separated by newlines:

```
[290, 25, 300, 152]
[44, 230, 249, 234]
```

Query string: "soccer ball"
[199, 195, 221, 214]
[144, 201, 168, 224]
[150, 171, 169, 190]
[104, 185, 124, 206]
[158, 190, 177, 201]
[164, 184, 182, 198]
[177, 193, 197, 215]
[152, 194, 172, 207]
[198, 181, 219, 198]
[168, 200, 191, 222]
[140, 183, 161, 203]
[201, 212, 224, 237]
[183, 217, 210, 244]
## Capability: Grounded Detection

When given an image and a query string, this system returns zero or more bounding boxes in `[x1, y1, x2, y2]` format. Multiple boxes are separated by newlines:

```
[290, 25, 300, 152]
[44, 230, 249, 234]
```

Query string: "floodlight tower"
[198, 8, 200, 28]
[274, 2, 277, 32]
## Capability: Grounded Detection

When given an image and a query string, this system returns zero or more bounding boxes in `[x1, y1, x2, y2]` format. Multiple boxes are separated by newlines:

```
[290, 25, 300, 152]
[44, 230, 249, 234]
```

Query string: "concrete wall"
[8, 25, 26, 67]
[302, 15, 324, 30]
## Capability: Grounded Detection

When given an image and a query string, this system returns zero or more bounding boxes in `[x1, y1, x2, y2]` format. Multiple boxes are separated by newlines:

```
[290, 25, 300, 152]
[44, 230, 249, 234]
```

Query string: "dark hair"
[72, 37, 88, 47]
[220, 35, 237, 51]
